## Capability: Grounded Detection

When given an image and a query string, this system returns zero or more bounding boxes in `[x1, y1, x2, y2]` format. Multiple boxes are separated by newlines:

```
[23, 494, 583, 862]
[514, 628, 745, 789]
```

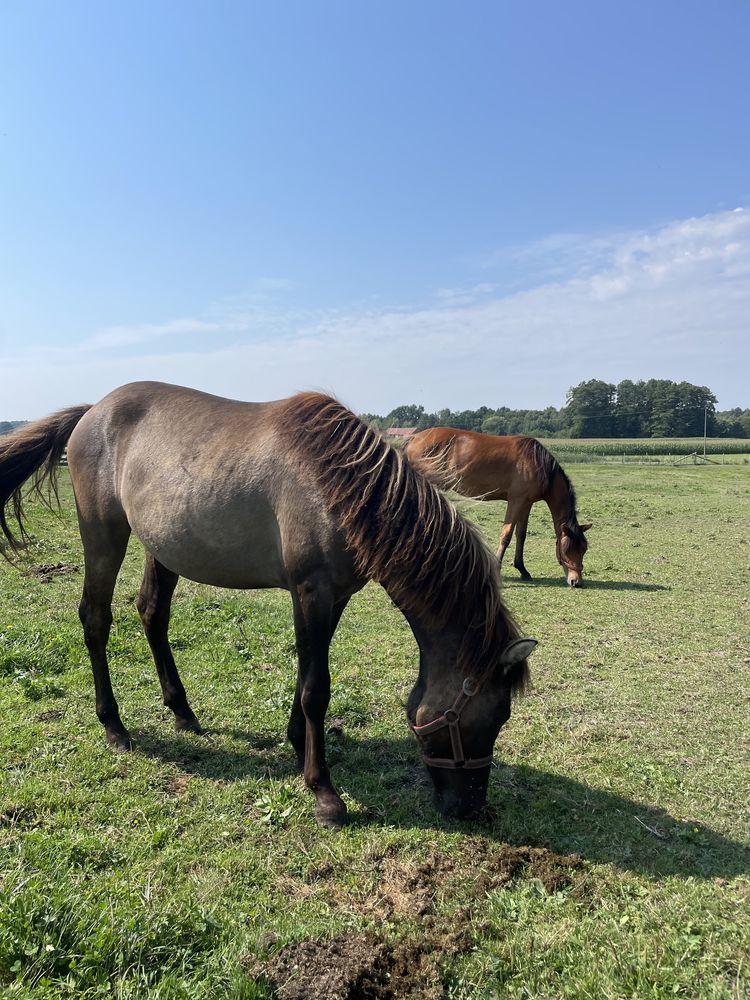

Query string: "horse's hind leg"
[498, 498, 534, 580]
[137, 554, 202, 734]
[78, 519, 132, 750]
[496, 503, 516, 565]
[287, 596, 350, 771]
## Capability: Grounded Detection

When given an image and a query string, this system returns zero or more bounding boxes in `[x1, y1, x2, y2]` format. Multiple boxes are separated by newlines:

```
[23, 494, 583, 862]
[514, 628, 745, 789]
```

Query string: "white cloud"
[434, 283, 496, 306]
[83, 318, 223, 350]
[3, 207, 749, 417]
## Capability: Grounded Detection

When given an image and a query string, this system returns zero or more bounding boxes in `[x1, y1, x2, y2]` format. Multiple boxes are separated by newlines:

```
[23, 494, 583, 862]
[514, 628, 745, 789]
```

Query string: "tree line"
[361, 379, 750, 438]
[4, 381, 749, 440]
[0, 421, 26, 437]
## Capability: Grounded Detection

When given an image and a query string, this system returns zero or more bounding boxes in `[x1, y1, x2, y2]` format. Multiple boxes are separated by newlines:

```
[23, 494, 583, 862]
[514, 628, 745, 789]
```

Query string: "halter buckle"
[462, 677, 479, 697]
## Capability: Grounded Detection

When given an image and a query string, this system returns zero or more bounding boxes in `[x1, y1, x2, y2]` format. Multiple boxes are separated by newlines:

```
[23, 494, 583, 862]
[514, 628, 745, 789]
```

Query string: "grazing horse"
[405, 428, 591, 587]
[0, 382, 535, 827]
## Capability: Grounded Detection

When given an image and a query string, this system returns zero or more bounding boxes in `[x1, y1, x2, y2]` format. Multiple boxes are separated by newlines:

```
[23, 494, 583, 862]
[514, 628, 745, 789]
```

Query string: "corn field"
[539, 437, 750, 464]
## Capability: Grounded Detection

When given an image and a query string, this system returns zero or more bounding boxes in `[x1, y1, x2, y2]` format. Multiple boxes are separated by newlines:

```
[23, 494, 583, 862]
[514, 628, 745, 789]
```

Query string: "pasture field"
[1, 464, 749, 999]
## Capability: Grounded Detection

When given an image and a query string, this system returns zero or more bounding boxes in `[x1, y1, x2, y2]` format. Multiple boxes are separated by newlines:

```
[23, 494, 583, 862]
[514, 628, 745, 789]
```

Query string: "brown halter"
[410, 676, 493, 769]
[556, 527, 586, 573]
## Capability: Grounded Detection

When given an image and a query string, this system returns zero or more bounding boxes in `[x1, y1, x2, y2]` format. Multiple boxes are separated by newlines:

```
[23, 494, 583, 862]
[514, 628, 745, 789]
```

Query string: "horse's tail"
[0, 404, 92, 554]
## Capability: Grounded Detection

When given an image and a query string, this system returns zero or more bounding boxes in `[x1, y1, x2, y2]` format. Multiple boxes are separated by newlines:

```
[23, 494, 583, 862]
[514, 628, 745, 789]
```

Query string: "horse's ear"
[580, 522, 592, 532]
[500, 638, 537, 666]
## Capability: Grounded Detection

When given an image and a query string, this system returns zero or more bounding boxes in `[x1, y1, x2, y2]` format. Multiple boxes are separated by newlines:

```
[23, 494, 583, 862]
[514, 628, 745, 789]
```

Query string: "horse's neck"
[400, 606, 461, 683]
[544, 470, 574, 535]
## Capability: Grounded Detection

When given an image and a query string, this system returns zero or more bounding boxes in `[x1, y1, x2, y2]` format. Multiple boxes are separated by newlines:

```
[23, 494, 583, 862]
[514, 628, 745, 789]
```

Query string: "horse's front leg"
[512, 504, 533, 580]
[287, 596, 350, 772]
[291, 580, 347, 829]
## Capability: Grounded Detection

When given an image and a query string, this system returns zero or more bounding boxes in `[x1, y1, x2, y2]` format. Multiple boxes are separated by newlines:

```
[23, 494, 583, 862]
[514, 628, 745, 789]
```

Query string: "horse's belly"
[125, 490, 288, 590]
[455, 473, 508, 502]
[145, 533, 287, 589]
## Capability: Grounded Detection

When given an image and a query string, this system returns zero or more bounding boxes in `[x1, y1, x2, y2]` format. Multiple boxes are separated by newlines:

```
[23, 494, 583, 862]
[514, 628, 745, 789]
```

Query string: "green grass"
[1, 466, 748, 998]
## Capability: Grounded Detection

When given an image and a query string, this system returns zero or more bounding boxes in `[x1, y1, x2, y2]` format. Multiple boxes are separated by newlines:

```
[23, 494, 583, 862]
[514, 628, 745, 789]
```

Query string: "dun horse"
[406, 429, 591, 587]
[0, 382, 535, 827]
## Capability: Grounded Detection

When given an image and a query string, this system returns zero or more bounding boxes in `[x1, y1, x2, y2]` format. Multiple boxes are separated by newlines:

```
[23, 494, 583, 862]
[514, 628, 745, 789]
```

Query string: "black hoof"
[314, 797, 347, 830]
[106, 730, 133, 752]
[174, 715, 203, 734]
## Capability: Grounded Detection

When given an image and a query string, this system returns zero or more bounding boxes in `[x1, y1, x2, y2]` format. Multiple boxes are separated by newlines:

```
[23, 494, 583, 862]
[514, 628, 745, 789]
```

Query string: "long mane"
[277, 393, 525, 690]
[517, 437, 582, 534]
[516, 437, 558, 495]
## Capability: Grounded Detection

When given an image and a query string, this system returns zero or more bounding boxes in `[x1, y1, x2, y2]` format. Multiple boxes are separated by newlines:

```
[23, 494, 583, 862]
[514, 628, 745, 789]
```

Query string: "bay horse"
[405, 429, 591, 587]
[0, 382, 535, 827]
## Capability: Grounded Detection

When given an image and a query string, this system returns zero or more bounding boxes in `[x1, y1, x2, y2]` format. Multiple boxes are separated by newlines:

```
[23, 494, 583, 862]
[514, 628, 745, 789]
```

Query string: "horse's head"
[556, 522, 592, 587]
[406, 632, 536, 818]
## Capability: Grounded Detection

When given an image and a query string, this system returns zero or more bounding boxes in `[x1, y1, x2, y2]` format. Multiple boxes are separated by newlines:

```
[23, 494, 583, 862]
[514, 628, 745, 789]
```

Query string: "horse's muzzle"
[428, 762, 491, 818]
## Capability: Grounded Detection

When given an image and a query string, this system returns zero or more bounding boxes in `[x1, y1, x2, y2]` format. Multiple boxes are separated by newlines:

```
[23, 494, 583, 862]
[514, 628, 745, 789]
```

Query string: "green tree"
[481, 414, 506, 435]
[614, 380, 645, 437]
[565, 380, 616, 437]
[673, 382, 716, 436]
[385, 404, 424, 427]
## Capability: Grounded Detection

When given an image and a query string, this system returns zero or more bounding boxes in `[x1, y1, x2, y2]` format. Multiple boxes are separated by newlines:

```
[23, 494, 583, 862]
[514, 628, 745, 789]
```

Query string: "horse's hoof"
[106, 731, 133, 752]
[175, 715, 203, 735]
[314, 799, 347, 830]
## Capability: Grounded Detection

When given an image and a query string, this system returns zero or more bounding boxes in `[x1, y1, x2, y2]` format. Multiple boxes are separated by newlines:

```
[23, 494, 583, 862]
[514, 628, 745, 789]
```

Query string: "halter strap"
[556, 528, 583, 573]
[410, 676, 492, 769]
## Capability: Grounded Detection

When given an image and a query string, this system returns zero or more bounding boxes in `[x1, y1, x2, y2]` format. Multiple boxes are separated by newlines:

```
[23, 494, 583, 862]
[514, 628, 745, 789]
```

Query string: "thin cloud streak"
[83, 318, 224, 351]
[3, 208, 749, 417]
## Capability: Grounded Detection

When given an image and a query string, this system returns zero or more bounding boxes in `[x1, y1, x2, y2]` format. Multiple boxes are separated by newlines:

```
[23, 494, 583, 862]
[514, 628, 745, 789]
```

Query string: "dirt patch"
[257, 840, 586, 996]
[379, 841, 583, 917]
[27, 563, 79, 583]
[36, 708, 65, 722]
[473, 842, 584, 895]
[304, 838, 584, 921]
[165, 774, 192, 797]
[248, 926, 471, 1000]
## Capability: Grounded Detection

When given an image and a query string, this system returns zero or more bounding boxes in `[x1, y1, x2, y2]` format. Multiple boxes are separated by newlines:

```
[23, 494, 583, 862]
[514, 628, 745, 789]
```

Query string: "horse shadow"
[133, 727, 748, 881]
[505, 576, 669, 592]
[131, 725, 296, 783]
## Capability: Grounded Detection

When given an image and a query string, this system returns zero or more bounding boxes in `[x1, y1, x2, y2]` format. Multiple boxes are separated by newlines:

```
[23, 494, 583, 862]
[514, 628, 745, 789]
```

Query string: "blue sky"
[2, 1, 749, 417]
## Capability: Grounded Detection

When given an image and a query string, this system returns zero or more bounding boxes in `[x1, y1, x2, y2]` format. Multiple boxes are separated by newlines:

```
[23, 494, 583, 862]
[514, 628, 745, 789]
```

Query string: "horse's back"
[406, 428, 546, 502]
[66, 382, 347, 590]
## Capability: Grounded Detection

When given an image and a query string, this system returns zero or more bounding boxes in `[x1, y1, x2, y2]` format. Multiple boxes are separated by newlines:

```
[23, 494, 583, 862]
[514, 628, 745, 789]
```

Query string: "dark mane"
[556, 466, 582, 534]
[518, 437, 581, 533]
[277, 393, 526, 691]
[516, 436, 558, 494]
